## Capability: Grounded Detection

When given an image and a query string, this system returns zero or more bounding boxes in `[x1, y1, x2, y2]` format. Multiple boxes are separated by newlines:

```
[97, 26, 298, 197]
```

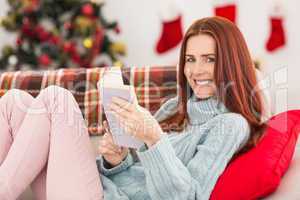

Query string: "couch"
[0, 66, 298, 200]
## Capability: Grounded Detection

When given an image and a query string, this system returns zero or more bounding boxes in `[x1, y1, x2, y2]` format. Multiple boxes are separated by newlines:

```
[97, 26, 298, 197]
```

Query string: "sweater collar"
[187, 93, 228, 125]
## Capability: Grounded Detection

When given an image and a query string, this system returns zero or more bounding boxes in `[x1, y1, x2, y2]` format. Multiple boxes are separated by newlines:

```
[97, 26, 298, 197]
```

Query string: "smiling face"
[184, 34, 217, 99]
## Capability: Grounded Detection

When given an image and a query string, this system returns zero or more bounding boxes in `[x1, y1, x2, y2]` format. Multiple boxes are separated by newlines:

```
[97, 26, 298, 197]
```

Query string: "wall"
[0, 1, 15, 53]
[0, 0, 299, 112]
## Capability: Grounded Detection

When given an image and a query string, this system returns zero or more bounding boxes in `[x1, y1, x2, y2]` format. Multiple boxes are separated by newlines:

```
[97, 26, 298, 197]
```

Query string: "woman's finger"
[99, 146, 118, 156]
[109, 102, 134, 120]
[99, 137, 115, 149]
[99, 139, 121, 153]
[111, 96, 135, 112]
[103, 131, 117, 148]
[118, 117, 136, 135]
[99, 141, 120, 154]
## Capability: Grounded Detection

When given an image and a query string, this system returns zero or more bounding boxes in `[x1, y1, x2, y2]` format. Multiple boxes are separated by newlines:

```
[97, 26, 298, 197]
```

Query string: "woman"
[0, 17, 266, 200]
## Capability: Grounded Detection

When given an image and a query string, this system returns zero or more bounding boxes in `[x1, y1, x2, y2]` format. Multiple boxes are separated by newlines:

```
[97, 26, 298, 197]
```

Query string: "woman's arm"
[136, 113, 250, 200]
[153, 96, 179, 122]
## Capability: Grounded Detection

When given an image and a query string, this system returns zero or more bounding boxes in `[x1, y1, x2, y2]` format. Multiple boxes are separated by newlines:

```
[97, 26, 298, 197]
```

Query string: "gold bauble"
[83, 38, 93, 48]
[75, 16, 93, 29]
[110, 42, 126, 55]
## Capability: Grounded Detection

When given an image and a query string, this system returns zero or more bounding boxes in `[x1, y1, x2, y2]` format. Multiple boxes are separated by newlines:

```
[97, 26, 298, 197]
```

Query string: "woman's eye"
[186, 57, 195, 62]
[206, 57, 215, 63]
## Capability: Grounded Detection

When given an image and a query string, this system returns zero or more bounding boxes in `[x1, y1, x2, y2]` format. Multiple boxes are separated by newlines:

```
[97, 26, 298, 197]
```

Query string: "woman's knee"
[0, 89, 34, 138]
[40, 85, 73, 98]
[0, 89, 34, 111]
[39, 85, 79, 114]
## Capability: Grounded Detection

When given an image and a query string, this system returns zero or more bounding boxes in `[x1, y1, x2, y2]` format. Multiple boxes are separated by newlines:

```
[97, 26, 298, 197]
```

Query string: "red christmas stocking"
[156, 15, 183, 54]
[155, 0, 183, 54]
[266, 17, 286, 52]
[214, 1, 237, 23]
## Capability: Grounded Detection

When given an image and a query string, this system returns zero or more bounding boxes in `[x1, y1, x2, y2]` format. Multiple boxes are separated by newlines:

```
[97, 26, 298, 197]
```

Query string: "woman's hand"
[108, 96, 162, 147]
[98, 121, 129, 167]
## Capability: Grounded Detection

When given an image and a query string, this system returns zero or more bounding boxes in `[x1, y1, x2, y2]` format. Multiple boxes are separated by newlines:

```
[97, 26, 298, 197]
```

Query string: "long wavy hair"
[159, 17, 266, 156]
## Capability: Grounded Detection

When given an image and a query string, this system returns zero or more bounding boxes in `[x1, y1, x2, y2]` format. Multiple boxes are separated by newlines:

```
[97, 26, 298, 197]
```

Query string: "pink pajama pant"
[0, 86, 103, 200]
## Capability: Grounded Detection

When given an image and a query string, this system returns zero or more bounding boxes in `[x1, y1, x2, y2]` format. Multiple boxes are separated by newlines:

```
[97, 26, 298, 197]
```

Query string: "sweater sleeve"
[153, 96, 178, 122]
[96, 152, 136, 176]
[135, 113, 250, 200]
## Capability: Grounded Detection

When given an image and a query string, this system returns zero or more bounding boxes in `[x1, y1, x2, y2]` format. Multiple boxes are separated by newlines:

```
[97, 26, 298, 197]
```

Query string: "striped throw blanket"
[0, 66, 177, 135]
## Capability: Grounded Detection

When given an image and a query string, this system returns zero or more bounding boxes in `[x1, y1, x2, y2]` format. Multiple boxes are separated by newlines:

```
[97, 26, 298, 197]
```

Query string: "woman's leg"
[0, 86, 103, 200]
[0, 89, 46, 200]
[0, 89, 34, 164]
[43, 86, 103, 199]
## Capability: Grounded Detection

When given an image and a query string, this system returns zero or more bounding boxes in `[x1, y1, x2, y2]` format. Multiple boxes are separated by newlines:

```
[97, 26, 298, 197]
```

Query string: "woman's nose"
[191, 63, 206, 74]
[196, 59, 207, 69]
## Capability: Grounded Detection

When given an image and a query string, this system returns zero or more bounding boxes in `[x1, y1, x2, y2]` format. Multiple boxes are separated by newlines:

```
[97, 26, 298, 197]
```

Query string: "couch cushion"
[210, 110, 300, 200]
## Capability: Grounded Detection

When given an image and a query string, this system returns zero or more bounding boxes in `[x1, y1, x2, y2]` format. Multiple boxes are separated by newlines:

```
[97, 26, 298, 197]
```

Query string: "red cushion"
[210, 110, 300, 200]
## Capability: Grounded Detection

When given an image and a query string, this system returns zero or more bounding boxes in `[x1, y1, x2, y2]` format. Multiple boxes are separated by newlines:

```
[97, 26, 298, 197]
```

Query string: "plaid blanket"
[0, 66, 177, 135]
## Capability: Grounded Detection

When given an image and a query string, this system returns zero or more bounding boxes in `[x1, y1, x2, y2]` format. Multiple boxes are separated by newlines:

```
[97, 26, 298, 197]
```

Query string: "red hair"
[159, 17, 266, 155]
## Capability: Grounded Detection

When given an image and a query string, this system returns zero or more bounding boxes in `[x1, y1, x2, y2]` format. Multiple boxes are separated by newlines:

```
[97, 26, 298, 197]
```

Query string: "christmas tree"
[0, 0, 126, 71]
